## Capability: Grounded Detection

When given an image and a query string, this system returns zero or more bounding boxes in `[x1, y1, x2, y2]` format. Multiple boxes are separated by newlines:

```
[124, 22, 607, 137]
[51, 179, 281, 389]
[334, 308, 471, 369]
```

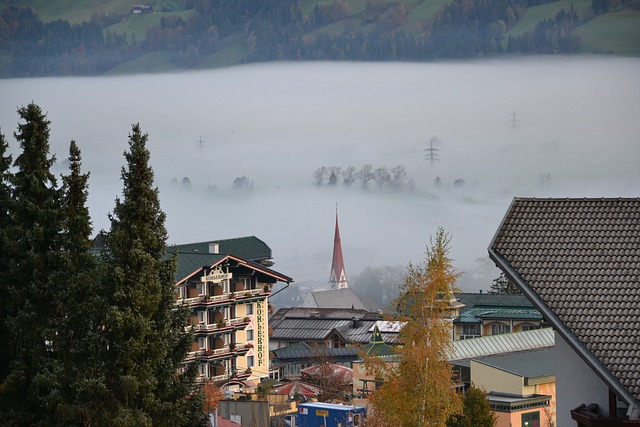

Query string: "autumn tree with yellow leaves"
[364, 227, 462, 427]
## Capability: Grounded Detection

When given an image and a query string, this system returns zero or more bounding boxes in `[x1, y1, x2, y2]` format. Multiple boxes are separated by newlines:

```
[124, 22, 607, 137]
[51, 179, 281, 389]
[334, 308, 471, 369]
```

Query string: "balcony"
[185, 342, 252, 362]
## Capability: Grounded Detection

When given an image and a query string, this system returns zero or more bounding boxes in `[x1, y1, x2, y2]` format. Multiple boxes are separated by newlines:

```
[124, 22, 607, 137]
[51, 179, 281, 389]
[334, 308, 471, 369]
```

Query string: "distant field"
[4, 0, 186, 23]
[405, 0, 450, 24]
[507, 0, 592, 38]
[574, 10, 640, 55]
[106, 9, 194, 44]
[104, 51, 177, 75]
[196, 32, 248, 69]
[5, 0, 134, 23]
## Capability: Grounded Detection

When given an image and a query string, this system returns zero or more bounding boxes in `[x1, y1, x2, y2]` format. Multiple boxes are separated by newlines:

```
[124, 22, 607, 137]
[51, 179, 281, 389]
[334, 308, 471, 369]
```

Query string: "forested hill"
[1, 0, 639, 77]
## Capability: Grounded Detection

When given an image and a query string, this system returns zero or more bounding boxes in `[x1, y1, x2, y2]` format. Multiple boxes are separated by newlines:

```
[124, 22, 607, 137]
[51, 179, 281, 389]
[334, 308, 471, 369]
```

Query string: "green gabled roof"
[454, 306, 543, 324]
[364, 324, 394, 357]
[170, 251, 226, 283]
[172, 236, 272, 261]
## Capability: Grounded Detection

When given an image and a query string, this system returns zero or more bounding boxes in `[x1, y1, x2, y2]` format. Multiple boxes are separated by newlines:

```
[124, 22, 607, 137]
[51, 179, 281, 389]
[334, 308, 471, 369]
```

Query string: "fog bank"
[1, 57, 639, 291]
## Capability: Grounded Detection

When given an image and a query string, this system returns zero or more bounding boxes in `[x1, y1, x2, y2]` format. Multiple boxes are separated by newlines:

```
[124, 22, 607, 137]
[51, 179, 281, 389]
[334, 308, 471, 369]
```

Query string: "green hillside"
[2, 0, 639, 76]
[574, 10, 640, 55]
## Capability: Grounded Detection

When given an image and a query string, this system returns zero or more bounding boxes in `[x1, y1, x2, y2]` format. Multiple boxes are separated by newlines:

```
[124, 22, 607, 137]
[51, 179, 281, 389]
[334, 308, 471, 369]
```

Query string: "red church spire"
[329, 206, 348, 289]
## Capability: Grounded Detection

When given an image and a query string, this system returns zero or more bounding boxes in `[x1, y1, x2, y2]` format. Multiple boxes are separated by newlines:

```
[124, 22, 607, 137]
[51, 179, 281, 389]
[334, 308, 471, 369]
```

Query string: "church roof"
[301, 288, 368, 310]
[329, 210, 348, 288]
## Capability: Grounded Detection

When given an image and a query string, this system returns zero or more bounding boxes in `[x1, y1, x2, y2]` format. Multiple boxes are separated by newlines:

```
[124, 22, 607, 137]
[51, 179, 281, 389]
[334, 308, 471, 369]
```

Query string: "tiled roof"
[489, 197, 640, 406]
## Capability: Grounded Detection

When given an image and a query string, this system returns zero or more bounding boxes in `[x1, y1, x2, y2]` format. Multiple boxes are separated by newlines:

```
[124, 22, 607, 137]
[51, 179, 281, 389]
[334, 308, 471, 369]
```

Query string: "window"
[522, 411, 540, 427]
[246, 329, 254, 341]
[246, 303, 254, 315]
[197, 311, 205, 324]
[198, 337, 207, 349]
[521, 324, 540, 332]
[196, 283, 204, 296]
[198, 363, 207, 377]
[247, 356, 254, 368]
[175, 286, 186, 300]
[462, 324, 481, 338]
[491, 323, 509, 335]
[239, 277, 251, 289]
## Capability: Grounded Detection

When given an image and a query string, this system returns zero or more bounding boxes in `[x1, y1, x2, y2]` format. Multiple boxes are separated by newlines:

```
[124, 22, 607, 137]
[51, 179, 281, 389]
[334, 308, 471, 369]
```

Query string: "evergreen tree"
[55, 140, 105, 425]
[99, 124, 205, 426]
[0, 129, 13, 384]
[366, 227, 462, 426]
[0, 103, 66, 425]
[447, 384, 497, 427]
[488, 272, 521, 295]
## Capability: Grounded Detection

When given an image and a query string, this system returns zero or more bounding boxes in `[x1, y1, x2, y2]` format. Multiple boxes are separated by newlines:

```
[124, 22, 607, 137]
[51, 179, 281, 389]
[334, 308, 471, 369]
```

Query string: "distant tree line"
[312, 164, 415, 192]
[1, 0, 622, 77]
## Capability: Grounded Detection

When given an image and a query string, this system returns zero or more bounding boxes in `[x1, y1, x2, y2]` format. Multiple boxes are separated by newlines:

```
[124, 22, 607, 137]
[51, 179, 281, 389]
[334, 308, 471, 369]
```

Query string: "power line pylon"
[424, 136, 440, 166]
[509, 109, 519, 129]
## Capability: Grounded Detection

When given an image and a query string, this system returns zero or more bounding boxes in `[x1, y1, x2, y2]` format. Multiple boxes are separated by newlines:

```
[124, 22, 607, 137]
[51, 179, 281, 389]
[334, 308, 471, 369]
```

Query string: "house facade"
[453, 293, 545, 340]
[173, 237, 292, 389]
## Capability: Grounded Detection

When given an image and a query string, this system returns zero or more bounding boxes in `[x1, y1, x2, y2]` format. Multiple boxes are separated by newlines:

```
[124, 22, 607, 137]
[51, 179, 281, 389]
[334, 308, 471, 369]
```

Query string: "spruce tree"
[488, 272, 521, 295]
[55, 140, 105, 425]
[0, 103, 67, 425]
[0, 129, 14, 384]
[99, 124, 205, 426]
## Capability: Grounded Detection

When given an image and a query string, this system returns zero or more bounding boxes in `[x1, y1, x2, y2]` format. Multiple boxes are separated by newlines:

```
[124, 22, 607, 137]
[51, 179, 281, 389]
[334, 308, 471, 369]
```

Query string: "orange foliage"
[203, 381, 224, 413]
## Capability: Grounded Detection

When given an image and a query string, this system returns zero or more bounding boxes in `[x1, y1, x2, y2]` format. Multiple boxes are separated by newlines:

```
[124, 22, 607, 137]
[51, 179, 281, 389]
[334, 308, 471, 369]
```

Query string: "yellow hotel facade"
[173, 237, 293, 390]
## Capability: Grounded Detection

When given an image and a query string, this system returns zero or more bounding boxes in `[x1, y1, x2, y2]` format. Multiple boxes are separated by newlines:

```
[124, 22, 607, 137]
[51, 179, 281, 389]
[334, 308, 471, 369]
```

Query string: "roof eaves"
[488, 244, 639, 408]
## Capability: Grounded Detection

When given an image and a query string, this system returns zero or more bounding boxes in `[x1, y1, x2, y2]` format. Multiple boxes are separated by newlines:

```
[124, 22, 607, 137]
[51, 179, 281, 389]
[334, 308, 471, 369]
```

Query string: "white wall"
[556, 331, 610, 427]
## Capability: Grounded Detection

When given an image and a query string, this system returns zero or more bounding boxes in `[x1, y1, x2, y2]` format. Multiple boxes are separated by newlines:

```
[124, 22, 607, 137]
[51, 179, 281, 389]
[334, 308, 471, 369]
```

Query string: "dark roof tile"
[490, 197, 640, 405]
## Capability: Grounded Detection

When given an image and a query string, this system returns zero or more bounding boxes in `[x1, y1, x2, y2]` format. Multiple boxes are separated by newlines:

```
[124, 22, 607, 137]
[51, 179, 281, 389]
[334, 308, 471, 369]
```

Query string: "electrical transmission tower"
[196, 136, 206, 153]
[509, 109, 519, 129]
[424, 136, 440, 166]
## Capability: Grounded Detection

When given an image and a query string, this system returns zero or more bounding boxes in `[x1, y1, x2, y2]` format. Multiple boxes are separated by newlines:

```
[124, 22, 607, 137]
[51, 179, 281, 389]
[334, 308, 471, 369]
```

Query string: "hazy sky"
[1, 56, 639, 291]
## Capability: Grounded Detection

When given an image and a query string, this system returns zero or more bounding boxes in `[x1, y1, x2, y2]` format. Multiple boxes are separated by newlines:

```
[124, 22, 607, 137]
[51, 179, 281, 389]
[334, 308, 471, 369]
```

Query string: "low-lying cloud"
[1, 56, 639, 291]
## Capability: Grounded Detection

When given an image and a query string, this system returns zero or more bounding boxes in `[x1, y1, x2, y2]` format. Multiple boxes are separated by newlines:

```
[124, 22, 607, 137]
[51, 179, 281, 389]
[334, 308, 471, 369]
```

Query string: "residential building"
[471, 348, 556, 427]
[173, 236, 292, 390]
[453, 293, 545, 340]
[352, 328, 557, 424]
[489, 197, 640, 426]
[268, 307, 391, 350]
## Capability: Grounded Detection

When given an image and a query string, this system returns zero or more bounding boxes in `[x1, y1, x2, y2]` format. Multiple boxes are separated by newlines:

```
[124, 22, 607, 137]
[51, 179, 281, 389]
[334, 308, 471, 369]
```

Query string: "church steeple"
[329, 206, 348, 289]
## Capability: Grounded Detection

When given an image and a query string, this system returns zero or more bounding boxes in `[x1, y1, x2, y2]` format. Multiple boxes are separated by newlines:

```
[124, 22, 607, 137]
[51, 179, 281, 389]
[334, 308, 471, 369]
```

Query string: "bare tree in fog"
[374, 166, 391, 190]
[312, 166, 328, 185]
[232, 176, 253, 191]
[181, 176, 192, 190]
[342, 166, 357, 187]
[390, 165, 408, 191]
[358, 164, 375, 189]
